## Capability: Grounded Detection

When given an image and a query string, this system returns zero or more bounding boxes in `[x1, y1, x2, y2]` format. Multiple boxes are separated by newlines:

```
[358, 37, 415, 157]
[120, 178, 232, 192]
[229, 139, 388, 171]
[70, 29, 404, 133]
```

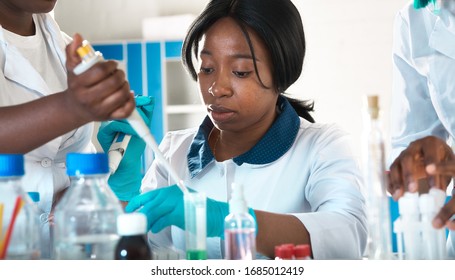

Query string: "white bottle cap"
[419, 193, 435, 214]
[398, 192, 419, 215]
[429, 188, 446, 209]
[117, 213, 147, 236]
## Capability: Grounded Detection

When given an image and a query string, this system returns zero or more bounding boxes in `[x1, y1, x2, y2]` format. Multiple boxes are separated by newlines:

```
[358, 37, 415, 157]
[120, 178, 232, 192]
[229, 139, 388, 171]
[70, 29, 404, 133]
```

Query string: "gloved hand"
[97, 95, 154, 201]
[125, 185, 257, 238]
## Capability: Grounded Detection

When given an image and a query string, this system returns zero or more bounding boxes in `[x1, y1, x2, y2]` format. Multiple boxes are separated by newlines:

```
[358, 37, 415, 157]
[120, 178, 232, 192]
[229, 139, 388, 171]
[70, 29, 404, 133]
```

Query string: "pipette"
[74, 40, 189, 194]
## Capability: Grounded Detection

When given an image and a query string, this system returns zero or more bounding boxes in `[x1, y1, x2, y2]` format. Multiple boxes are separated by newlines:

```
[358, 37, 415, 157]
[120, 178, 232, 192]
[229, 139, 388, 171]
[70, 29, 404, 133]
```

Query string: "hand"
[97, 95, 154, 201]
[125, 185, 248, 238]
[426, 161, 455, 230]
[64, 33, 135, 122]
[388, 136, 455, 200]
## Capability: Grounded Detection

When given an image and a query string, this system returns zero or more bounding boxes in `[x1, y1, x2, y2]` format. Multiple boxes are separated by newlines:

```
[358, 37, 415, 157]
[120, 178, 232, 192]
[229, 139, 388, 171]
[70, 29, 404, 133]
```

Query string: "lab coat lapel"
[3, 46, 51, 97]
[429, 16, 455, 59]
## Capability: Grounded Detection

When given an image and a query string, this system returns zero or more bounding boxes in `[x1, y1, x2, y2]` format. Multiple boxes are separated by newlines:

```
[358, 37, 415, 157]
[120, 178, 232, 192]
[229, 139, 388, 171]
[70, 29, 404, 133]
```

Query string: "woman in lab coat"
[124, 0, 367, 260]
[388, 0, 455, 259]
[0, 0, 136, 258]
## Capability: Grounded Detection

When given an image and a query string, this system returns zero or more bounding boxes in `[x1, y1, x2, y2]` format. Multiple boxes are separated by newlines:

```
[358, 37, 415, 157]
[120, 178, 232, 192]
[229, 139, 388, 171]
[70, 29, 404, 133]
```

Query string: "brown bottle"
[115, 213, 151, 260]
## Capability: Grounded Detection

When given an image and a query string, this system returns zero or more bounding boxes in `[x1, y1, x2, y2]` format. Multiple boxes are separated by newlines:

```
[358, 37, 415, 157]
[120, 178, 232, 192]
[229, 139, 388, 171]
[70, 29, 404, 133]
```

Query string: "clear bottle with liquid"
[224, 183, 256, 260]
[53, 153, 124, 260]
[115, 212, 151, 260]
[361, 95, 393, 259]
[0, 154, 40, 259]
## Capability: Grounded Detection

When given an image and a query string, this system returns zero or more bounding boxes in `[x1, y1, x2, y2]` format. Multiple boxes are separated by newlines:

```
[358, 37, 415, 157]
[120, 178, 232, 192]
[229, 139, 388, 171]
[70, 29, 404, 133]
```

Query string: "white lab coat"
[141, 100, 367, 260]
[391, 2, 455, 259]
[0, 13, 95, 257]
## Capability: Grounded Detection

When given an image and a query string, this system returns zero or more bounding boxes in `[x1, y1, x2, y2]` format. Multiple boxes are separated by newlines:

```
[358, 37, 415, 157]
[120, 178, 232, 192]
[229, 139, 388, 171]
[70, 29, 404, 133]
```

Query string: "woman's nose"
[208, 74, 233, 97]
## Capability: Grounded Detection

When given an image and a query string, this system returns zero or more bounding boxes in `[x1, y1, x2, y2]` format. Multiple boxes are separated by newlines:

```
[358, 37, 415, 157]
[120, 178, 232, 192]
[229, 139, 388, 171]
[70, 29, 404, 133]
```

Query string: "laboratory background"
[53, 0, 410, 158]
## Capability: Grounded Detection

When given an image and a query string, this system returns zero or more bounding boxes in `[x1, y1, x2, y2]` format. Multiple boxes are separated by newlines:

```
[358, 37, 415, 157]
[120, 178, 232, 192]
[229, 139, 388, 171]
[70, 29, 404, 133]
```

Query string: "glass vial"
[184, 192, 207, 260]
[0, 154, 40, 259]
[224, 183, 256, 260]
[53, 153, 124, 260]
[361, 95, 393, 259]
[115, 212, 151, 260]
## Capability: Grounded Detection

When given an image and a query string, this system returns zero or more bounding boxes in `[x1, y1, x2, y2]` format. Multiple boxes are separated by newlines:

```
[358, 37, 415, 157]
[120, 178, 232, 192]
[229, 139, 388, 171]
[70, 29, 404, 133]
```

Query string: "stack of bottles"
[0, 154, 41, 260]
[53, 153, 124, 260]
[393, 189, 447, 260]
[274, 244, 312, 260]
[361, 94, 393, 259]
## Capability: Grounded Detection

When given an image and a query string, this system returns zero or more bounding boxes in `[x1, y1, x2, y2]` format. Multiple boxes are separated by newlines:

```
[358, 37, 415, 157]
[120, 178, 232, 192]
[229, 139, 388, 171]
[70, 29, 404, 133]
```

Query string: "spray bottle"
[224, 183, 256, 260]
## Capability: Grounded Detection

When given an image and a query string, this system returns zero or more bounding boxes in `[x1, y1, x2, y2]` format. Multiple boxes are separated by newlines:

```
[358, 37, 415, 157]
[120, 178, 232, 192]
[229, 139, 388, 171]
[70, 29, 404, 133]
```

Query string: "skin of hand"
[65, 33, 136, 123]
[388, 136, 455, 200]
[426, 161, 455, 230]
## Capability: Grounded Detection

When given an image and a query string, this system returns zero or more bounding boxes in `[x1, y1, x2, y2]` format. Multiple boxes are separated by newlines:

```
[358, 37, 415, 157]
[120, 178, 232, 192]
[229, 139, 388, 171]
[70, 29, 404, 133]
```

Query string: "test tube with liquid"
[184, 192, 207, 260]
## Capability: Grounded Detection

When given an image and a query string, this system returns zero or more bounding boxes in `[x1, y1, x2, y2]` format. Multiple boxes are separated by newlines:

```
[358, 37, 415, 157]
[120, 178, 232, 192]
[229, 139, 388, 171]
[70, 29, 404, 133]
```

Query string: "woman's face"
[197, 17, 278, 134]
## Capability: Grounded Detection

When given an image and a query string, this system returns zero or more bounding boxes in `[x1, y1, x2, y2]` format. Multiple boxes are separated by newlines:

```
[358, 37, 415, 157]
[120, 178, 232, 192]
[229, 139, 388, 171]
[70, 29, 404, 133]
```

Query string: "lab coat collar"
[429, 10, 455, 59]
[0, 14, 66, 97]
[188, 95, 300, 178]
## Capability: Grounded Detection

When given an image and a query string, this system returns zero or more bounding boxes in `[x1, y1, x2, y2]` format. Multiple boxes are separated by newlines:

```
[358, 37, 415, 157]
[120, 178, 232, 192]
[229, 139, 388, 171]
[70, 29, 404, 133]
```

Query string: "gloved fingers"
[125, 184, 180, 212]
[134, 96, 154, 125]
[142, 200, 180, 232]
[125, 190, 159, 212]
[150, 207, 184, 233]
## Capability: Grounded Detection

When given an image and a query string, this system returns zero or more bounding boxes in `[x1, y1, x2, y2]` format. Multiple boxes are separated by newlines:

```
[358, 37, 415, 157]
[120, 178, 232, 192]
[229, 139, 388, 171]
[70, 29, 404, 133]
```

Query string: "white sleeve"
[389, 8, 449, 167]
[293, 125, 368, 259]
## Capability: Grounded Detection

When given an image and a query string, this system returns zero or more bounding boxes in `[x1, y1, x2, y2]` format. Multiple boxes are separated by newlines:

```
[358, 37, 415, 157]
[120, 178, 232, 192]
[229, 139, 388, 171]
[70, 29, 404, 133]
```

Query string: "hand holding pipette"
[75, 39, 189, 194]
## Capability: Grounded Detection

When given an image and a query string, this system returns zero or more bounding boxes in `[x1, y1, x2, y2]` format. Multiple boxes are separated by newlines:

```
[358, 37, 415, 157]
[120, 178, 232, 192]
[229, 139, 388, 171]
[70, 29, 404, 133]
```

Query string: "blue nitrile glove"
[125, 185, 256, 238]
[97, 95, 154, 201]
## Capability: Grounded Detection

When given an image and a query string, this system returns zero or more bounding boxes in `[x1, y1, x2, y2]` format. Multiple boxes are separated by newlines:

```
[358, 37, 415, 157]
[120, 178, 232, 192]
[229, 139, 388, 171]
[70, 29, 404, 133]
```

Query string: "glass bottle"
[115, 212, 151, 260]
[0, 154, 40, 259]
[361, 95, 393, 259]
[224, 182, 256, 260]
[53, 153, 124, 260]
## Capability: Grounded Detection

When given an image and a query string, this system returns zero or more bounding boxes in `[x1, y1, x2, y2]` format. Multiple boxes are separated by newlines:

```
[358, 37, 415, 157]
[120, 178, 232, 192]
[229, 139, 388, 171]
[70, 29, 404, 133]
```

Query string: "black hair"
[182, 0, 315, 123]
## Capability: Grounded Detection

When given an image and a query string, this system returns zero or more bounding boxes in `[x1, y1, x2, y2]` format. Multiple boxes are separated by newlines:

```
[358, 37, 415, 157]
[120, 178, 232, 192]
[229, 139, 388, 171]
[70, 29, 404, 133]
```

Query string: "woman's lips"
[208, 105, 235, 123]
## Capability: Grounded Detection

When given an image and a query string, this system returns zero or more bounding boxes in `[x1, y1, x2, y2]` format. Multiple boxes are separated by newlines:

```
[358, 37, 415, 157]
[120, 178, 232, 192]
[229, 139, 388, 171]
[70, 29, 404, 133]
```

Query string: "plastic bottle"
[27, 192, 52, 259]
[224, 183, 256, 260]
[0, 154, 40, 259]
[53, 153, 124, 260]
[115, 212, 151, 260]
[361, 95, 393, 259]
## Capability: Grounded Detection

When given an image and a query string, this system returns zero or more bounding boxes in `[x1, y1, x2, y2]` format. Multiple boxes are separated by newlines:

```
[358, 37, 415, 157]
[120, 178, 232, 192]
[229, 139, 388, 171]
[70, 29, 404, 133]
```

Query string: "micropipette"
[74, 40, 189, 194]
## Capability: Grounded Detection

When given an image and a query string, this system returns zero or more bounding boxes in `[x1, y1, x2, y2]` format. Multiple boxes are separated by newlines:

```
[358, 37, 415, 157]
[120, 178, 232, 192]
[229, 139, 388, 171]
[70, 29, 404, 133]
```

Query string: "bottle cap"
[366, 95, 380, 119]
[66, 153, 109, 176]
[0, 154, 24, 176]
[117, 213, 148, 236]
[27, 192, 40, 203]
[275, 244, 294, 259]
[294, 244, 311, 259]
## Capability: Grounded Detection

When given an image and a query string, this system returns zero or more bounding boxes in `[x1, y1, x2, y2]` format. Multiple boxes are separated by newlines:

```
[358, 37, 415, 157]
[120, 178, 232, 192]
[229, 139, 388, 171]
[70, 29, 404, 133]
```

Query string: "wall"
[54, 0, 411, 158]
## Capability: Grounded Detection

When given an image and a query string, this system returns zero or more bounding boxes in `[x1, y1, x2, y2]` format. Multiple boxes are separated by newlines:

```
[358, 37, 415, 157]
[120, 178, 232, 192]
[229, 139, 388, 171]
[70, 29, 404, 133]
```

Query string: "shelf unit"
[92, 40, 205, 169]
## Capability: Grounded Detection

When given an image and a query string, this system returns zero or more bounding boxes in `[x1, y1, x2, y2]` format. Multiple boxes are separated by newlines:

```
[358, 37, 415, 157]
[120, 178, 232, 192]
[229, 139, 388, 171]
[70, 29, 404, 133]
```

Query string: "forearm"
[0, 92, 87, 153]
[255, 210, 310, 258]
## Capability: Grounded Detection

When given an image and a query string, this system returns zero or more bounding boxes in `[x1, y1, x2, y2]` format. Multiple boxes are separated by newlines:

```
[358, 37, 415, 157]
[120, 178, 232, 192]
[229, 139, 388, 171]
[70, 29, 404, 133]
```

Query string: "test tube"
[398, 192, 422, 259]
[184, 192, 207, 260]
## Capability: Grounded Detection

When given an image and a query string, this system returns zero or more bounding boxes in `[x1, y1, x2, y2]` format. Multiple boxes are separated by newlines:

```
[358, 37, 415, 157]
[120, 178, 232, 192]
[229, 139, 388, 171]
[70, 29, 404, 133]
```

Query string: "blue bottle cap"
[66, 153, 109, 176]
[0, 154, 24, 177]
[27, 192, 40, 203]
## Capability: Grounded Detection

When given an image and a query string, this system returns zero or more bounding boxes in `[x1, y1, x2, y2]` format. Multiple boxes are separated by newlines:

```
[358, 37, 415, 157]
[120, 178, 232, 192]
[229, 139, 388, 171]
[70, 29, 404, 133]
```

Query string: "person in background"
[0, 0, 152, 258]
[119, 0, 367, 259]
[388, 0, 455, 258]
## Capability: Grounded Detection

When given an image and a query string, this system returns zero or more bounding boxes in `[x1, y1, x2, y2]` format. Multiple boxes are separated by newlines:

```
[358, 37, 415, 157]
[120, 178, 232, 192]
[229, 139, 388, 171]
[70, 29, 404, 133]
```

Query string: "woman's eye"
[199, 67, 213, 74]
[233, 71, 251, 78]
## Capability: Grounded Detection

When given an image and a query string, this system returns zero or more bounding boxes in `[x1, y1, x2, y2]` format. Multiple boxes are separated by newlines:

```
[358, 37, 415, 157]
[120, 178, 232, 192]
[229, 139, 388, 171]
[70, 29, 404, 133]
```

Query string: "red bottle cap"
[294, 244, 311, 259]
[275, 244, 294, 259]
